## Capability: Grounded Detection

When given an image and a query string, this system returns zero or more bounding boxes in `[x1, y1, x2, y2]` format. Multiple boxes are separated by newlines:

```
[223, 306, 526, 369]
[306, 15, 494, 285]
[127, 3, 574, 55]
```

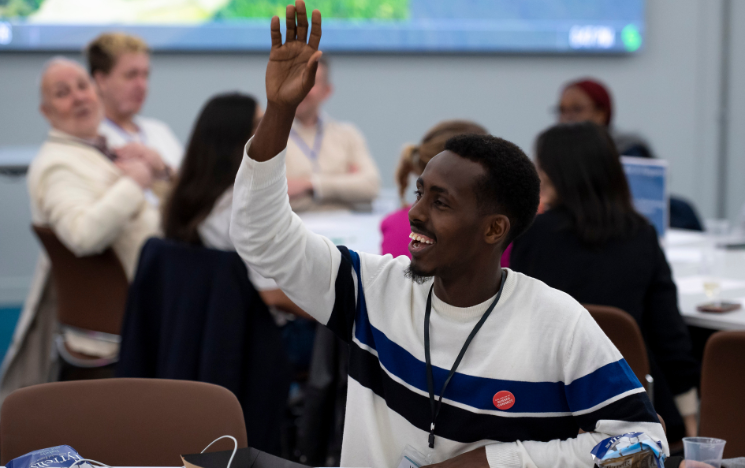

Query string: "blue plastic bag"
[6, 445, 84, 468]
[591, 432, 666, 468]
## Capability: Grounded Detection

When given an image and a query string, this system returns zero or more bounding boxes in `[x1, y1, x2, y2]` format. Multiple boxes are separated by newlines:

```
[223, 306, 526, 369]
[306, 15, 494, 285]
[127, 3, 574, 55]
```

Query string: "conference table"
[301, 210, 745, 332]
[665, 229, 745, 331]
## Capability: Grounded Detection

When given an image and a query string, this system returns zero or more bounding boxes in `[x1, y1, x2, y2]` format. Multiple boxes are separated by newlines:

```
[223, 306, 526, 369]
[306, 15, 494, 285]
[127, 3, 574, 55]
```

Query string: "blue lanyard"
[105, 118, 147, 145]
[290, 119, 324, 167]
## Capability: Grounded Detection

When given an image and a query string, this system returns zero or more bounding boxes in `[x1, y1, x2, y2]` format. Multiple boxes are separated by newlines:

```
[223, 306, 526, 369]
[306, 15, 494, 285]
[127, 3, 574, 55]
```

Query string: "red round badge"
[493, 391, 515, 410]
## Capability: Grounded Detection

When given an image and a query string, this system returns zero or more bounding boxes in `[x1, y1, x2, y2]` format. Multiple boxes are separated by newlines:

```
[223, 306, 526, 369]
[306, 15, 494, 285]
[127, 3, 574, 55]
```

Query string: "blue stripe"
[372, 323, 569, 413]
[347, 249, 642, 414]
[349, 250, 376, 350]
[565, 359, 643, 411]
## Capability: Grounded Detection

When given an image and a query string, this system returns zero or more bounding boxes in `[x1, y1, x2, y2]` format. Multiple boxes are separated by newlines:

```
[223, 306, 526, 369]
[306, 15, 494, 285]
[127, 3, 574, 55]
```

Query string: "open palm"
[266, 0, 322, 109]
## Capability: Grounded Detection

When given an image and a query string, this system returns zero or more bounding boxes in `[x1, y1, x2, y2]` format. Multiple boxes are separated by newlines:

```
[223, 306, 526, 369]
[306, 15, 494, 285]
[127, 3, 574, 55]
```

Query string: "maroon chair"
[584, 304, 654, 397]
[0, 378, 248, 466]
[699, 330, 745, 458]
[32, 225, 129, 368]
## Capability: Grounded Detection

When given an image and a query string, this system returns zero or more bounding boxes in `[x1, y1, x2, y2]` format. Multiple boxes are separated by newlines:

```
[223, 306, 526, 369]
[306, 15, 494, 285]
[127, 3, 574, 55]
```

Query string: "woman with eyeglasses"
[555, 78, 703, 231]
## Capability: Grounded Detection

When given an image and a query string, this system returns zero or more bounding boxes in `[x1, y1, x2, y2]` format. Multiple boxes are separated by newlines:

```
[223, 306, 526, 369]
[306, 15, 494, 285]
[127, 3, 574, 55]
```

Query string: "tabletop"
[664, 229, 745, 330]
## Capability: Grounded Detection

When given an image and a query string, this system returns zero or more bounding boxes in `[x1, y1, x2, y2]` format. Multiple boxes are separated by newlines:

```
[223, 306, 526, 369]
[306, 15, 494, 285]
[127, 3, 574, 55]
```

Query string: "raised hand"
[248, 0, 323, 162]
[266, 0, 322, 110]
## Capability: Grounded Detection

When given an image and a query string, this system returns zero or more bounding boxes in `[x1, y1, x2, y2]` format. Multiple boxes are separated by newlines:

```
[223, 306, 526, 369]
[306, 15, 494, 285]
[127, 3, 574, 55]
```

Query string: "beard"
[404, 263, 433, 285]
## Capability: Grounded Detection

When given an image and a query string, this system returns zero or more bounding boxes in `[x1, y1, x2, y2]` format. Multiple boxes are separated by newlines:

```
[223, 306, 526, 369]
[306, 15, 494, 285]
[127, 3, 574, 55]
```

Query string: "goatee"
[404, 264, 432, 285]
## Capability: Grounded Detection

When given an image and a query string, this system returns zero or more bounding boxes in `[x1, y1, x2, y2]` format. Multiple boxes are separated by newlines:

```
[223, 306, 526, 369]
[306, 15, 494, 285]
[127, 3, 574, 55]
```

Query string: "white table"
[298, 188, 398, 256]
[299, 210, 386, 256]
[665, 229, 745, 330]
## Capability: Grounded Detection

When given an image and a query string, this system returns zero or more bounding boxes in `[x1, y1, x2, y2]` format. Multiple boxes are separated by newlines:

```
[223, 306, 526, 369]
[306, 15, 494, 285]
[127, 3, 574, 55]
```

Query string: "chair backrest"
[583, 304, 651, 389]
[32, 225, 129, 335]
[699, 330, 745, 458]
[0, 378, 248, 466]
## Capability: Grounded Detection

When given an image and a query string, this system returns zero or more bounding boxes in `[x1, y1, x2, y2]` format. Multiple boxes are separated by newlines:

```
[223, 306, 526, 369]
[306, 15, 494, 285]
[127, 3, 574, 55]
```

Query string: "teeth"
[409, 232, 434, 245]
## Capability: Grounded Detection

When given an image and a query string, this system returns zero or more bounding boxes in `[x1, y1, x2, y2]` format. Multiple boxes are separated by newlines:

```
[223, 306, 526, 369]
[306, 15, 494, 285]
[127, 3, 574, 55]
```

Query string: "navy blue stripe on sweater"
[341, 248, 644, 414]
[330, 248, 658, 443]
[347, 340, 658, 444]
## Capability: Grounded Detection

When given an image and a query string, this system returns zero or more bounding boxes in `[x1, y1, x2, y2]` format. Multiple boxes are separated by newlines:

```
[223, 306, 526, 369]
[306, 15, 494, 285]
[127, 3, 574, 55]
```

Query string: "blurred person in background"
[511, 122, 700, 444]
[0, 58, 162, 401]
[557, 78, 703, 231]
[87, 32, 184, 171]
[285, 57, 380, 211]
[162, 91, 309, 320]
[161, 92, 314, 378]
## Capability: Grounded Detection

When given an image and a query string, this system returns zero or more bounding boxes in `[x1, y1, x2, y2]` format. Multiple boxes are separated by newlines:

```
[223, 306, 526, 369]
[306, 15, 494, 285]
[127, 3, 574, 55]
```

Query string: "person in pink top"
[380, 120, 513, 266]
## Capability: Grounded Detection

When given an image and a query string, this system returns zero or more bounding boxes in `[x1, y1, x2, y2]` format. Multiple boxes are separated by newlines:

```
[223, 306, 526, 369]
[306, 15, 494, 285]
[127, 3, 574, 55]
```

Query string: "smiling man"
[230, 3, 668, 467]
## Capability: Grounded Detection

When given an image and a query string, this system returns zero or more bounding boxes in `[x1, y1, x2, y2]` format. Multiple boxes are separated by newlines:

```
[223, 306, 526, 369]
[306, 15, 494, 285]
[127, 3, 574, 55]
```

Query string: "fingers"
[301, 50, 323, 92]
[308, 8, 322, 49]
[270, 16, 281, 47]
[285, 4, 296, 42]
[296, 0, 308, 42]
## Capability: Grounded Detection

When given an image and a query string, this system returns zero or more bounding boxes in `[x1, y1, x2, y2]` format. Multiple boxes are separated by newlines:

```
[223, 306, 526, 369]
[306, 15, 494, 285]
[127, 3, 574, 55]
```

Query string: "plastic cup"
[683, 437, 726, 468]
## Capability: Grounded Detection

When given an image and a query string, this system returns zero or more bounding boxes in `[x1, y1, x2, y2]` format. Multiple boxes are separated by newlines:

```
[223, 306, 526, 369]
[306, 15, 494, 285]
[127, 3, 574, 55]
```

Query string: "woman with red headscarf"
[556, 78, 703, 231]
[558, 79, 613, 126]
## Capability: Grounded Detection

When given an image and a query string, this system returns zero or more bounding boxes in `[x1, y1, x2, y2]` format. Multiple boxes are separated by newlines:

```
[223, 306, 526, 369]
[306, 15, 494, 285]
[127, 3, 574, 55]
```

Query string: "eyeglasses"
[550, 104, 595, 118]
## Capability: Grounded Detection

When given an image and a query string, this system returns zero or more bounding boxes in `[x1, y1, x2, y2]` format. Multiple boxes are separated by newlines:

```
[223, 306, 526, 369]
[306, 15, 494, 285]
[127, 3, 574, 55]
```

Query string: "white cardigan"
[27, 129, 160, 278]
[0, 129, 160, 403]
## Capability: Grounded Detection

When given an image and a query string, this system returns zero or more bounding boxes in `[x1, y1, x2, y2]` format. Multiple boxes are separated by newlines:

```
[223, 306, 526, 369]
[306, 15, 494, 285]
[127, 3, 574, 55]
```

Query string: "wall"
[0, 0, 741, 304]
[725, 0, 745, 223]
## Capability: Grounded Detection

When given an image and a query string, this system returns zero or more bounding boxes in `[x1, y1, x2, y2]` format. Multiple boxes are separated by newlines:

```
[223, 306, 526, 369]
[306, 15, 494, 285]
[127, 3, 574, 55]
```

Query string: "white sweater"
[197, 188, 279, 292]
[230, 139, 668, 468]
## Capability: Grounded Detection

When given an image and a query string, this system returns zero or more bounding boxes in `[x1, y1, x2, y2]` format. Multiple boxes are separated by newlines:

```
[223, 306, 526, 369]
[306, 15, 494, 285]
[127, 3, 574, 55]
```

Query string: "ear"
[92, 70, 106, 89]
[484, 214, 510, 246]
[40, 101, 50, 120]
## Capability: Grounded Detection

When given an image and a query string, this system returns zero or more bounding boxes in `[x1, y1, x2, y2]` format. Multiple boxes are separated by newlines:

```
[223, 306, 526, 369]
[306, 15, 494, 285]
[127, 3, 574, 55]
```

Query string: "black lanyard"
[424, 269, 507, 449]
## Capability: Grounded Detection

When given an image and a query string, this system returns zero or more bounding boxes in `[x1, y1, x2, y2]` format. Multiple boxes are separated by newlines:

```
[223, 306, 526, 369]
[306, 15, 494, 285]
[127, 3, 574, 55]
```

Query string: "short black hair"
[444, 134, 540, 245]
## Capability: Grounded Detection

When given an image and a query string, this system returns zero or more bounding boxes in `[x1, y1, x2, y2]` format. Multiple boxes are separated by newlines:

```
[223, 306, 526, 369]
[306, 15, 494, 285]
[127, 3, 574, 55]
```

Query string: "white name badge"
[397, 445, 429, 468]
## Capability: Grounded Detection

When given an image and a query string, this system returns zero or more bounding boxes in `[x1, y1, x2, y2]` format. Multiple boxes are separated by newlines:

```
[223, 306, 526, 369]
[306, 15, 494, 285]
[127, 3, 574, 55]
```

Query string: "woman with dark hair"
[556, 78, 703, 231]
[511, 122, 700, 444]
[163, 92, 307, 317]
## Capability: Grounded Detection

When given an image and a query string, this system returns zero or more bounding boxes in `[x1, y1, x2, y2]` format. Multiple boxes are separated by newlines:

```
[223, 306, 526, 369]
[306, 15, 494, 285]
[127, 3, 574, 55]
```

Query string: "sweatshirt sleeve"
[485, 311, 668, 468]
[230, 137, 344, 325]
[38, 163, 146, 256]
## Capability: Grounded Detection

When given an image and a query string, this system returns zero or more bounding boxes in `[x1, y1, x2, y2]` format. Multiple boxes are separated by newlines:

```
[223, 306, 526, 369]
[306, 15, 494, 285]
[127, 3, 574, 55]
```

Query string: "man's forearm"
[248, 103, 296, 162]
